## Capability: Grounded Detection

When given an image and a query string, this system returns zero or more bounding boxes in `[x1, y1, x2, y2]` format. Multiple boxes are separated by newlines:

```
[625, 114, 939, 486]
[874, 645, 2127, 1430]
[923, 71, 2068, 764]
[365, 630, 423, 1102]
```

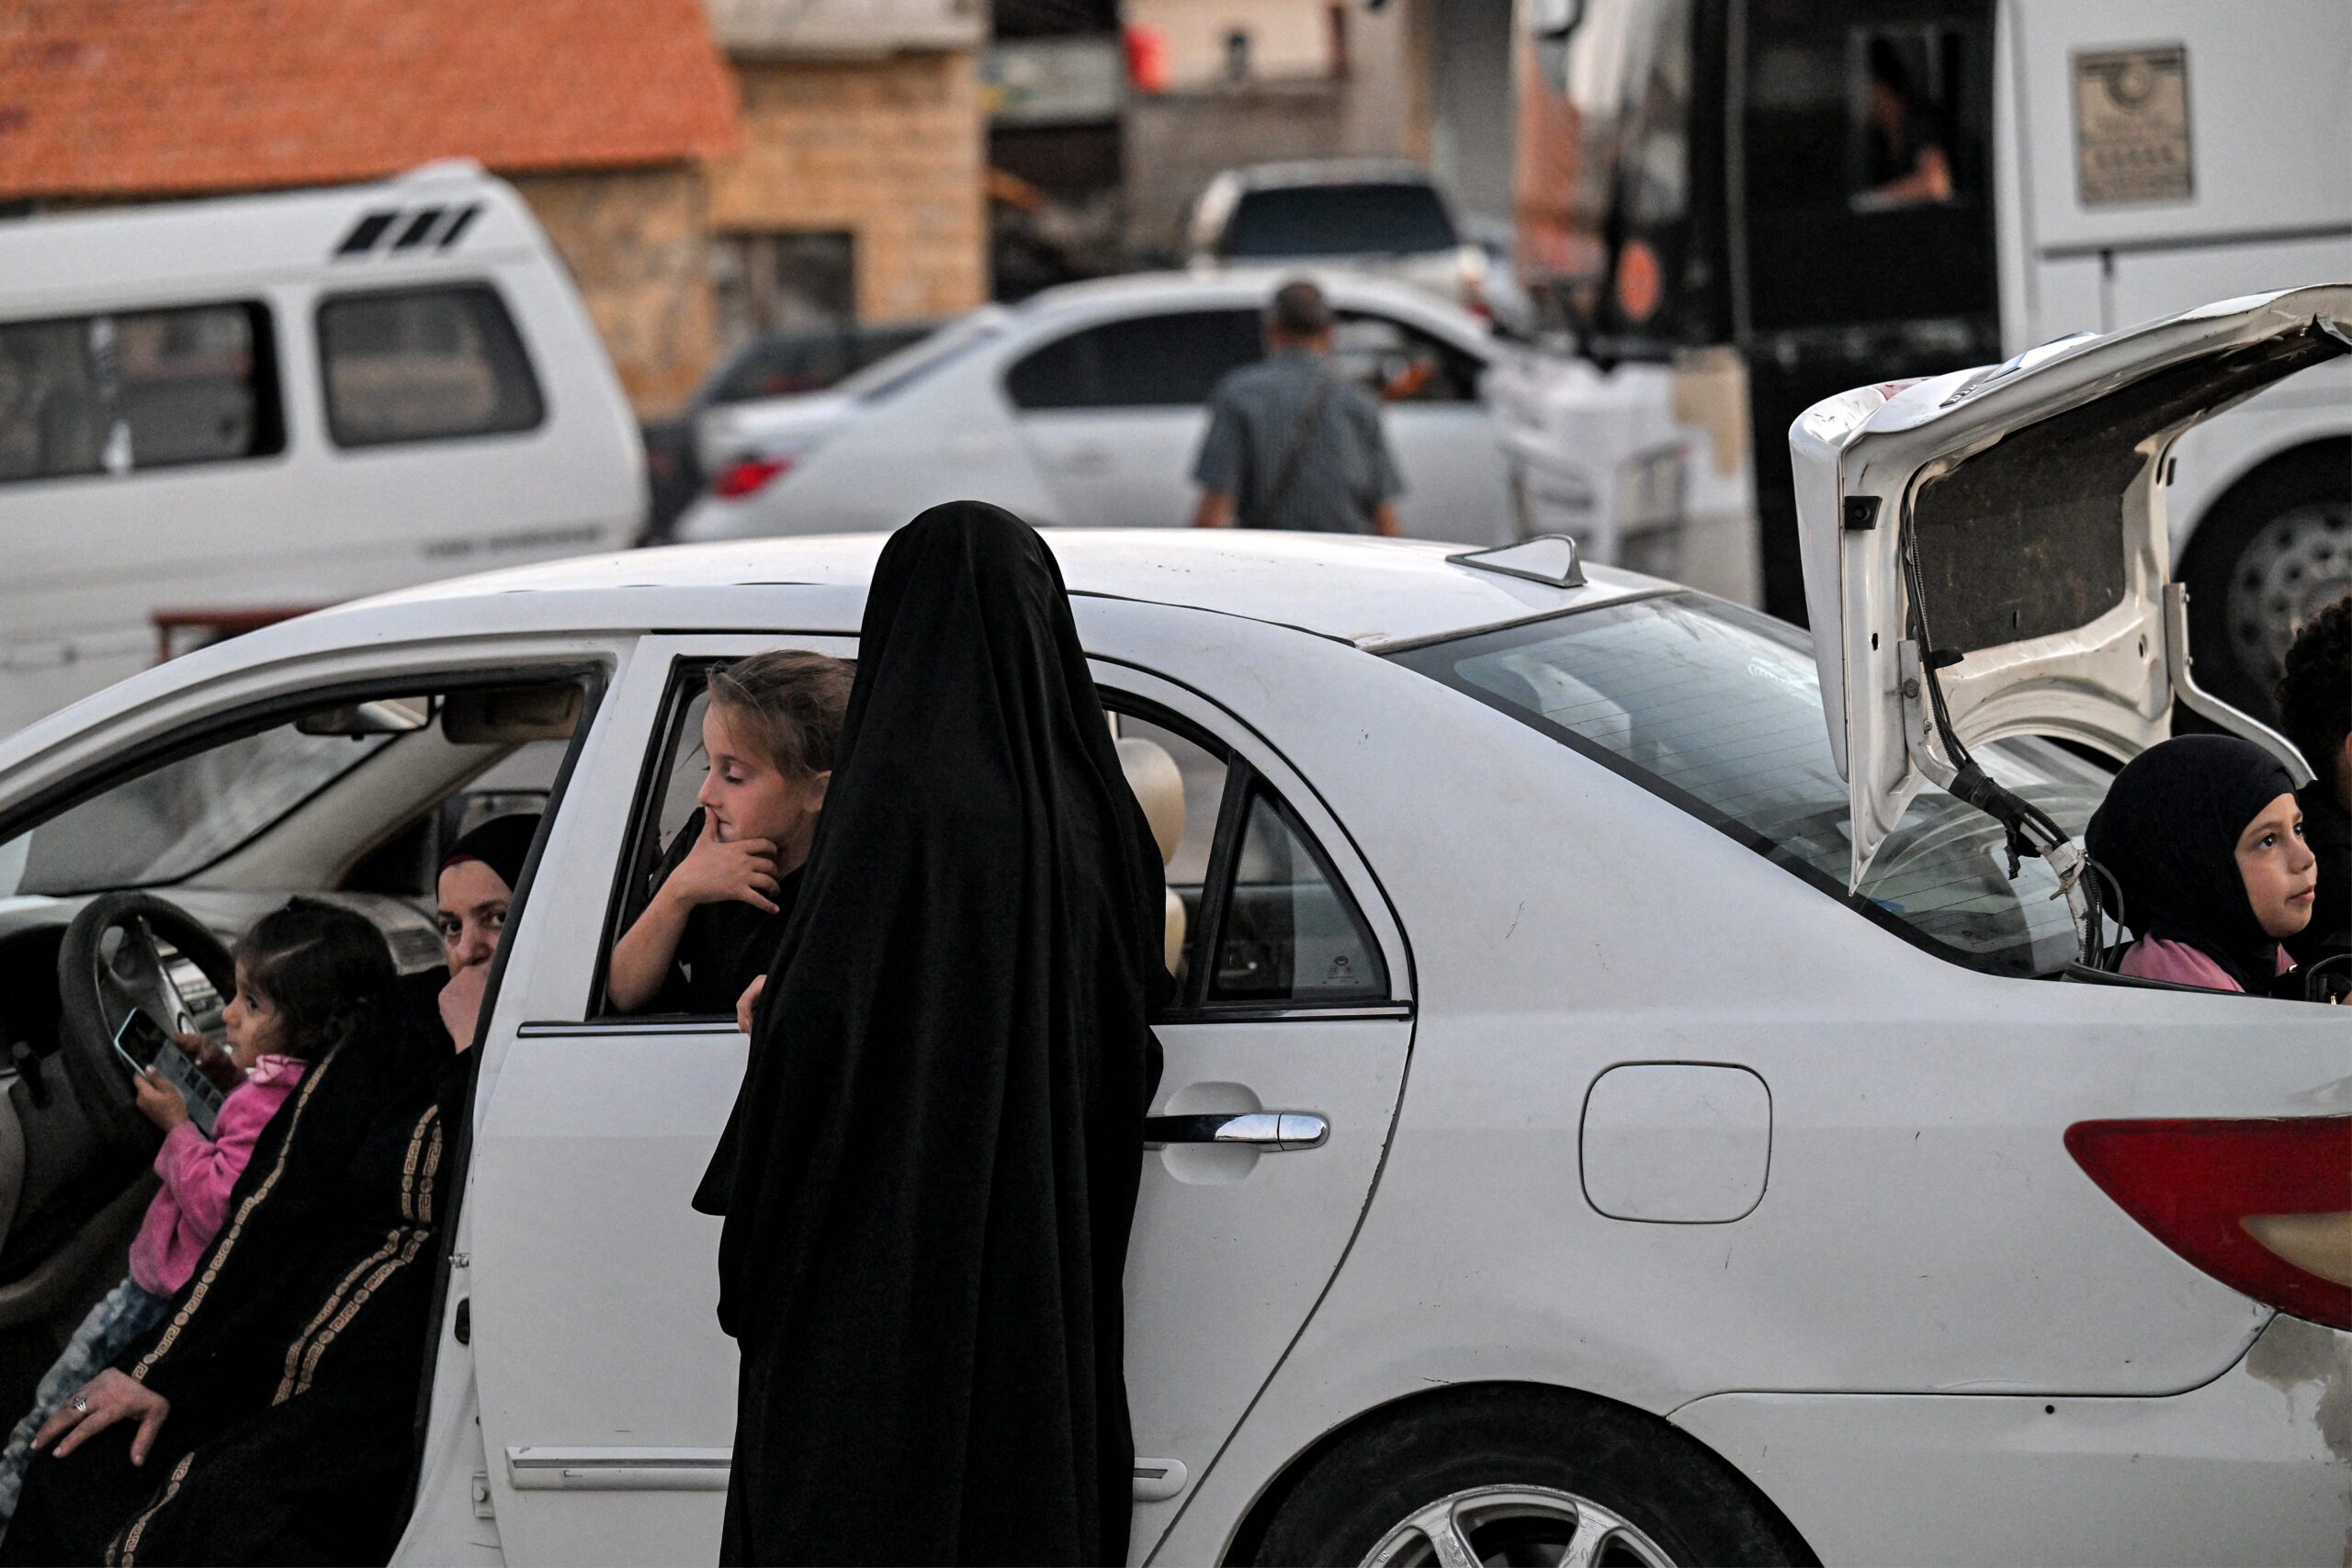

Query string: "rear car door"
[1009, 308, 1264, 528]
[1101, 669, 1414, 1560]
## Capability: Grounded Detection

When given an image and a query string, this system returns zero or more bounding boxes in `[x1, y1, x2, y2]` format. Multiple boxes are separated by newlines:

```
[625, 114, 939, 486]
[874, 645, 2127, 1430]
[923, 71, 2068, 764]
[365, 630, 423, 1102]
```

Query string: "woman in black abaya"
[696, 502, 1169, 1566]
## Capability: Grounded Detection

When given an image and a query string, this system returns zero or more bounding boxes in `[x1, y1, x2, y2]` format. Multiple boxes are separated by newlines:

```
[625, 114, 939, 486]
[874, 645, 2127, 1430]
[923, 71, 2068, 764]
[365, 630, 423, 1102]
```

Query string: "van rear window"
[0, 302, 284, 483]
[317, 284, 543, 447]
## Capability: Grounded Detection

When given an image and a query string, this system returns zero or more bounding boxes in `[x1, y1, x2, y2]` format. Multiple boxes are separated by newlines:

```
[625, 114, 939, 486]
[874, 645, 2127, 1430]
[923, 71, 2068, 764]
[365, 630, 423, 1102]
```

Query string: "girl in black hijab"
[2086, 735, 2318, 993]
[695, 502, 1170, 1566]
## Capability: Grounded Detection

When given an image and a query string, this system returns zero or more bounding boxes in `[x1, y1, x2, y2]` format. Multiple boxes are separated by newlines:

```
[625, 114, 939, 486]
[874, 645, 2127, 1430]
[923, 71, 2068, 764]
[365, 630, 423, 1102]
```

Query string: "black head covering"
[2086, 734, 2296, 989]
[438, 813, 537, 893]
[695, 502, 1169, 1566]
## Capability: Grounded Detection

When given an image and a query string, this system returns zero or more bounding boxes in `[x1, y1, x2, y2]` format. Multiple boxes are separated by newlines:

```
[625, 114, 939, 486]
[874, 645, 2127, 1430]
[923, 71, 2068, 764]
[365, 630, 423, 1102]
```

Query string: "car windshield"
[835, 310, 1007, 404]
[1394, 592, 2114, 977]
[1220, 184, 1459, 258]
[0, 725, 396, 897]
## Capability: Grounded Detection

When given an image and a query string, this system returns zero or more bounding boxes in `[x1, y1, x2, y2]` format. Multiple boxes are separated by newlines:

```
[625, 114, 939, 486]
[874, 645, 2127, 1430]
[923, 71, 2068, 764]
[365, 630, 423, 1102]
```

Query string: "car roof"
[1009, 267, 1487, 334]
[1209, 158, 1439, 192]
[351, 531, 1664, 651]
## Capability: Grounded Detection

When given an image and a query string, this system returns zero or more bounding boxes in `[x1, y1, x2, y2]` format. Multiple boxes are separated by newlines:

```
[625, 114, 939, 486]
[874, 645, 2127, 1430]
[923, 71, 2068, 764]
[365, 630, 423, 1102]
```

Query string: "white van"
[0, 162, 644, 736]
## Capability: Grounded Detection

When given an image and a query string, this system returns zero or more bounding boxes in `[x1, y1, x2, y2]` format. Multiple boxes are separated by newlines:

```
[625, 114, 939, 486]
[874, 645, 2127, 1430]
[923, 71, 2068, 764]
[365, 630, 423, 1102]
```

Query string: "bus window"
[1854, 28, 1969, 210]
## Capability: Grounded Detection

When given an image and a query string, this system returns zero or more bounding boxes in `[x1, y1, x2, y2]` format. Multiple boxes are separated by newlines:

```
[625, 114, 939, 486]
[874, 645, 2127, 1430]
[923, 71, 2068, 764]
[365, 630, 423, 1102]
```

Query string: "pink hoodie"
[2119, 936, 2291, 994]
[126, 1055, 308, 1298]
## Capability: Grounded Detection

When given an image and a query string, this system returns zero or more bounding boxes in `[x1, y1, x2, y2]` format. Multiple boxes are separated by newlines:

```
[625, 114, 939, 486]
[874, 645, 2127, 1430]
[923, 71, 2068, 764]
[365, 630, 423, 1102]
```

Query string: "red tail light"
[2066, 1117, 2352, 1330]
[712, 457, 792, 499]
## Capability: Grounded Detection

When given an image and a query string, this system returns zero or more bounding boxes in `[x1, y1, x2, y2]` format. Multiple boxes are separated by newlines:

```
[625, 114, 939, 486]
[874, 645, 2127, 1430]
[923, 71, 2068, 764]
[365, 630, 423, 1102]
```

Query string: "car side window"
[0, 302, 285, 484]
[316, 283, 544, 447]
[1333, 312, 1482, 404]
[596, 664, 719, 1016]
[1004, 310, 1261, 412]
[1112, 702, 1388, 1014]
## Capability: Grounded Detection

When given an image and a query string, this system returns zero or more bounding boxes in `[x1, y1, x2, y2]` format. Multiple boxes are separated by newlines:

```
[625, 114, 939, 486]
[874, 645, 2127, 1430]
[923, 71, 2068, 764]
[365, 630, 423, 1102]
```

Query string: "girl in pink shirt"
[0, 900, 368, 1530]
[2086, 735, 2319, 994]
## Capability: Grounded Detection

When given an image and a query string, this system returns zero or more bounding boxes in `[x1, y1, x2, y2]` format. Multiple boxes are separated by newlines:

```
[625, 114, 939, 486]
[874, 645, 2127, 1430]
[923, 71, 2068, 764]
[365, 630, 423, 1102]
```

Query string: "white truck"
[0, 162, 645, 736]
[1489, 0, 2351, 719]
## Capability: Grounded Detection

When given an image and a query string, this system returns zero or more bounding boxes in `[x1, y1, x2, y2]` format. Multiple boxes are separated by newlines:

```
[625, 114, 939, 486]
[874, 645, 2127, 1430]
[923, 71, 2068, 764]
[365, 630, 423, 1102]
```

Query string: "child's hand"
[133, 1068, 189, 1130]
[174, 1032, 243, 1091]
[735, 975, 766, 1036]
[665, 812, 780, 914]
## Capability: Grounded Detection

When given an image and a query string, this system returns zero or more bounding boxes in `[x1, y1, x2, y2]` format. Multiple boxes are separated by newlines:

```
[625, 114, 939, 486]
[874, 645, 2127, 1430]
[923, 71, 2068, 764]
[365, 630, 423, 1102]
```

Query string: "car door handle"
[1045, 444, 1114, 475]
[1143, 1111, 1328, 1151]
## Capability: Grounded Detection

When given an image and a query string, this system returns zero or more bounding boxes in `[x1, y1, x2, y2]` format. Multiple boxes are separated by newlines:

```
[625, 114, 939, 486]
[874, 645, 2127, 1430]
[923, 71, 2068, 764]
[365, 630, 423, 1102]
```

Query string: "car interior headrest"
[1116, 738, 1184, 868]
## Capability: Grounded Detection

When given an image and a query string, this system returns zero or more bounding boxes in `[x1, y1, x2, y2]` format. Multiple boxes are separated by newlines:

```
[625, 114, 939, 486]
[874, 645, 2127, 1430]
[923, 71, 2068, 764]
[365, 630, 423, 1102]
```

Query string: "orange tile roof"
[0, 0, 741, 200]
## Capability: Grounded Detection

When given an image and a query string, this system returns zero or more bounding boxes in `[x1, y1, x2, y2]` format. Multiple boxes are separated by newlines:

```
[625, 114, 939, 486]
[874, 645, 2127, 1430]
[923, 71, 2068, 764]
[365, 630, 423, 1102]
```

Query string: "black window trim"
[312, 278, 547, 451]
[1388, 597, 2063, 979]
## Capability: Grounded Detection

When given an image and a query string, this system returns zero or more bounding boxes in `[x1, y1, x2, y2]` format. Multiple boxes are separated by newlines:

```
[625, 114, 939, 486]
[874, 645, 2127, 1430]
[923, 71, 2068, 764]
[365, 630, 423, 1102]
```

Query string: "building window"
[316, 284, 544, 448]
[711, 231, 858, 353]
[0, 302, 283, 485]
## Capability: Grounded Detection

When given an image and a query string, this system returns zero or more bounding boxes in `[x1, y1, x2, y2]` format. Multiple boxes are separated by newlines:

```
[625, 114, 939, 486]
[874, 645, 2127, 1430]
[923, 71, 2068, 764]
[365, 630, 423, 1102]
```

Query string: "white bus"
[0, 163, 645, 735]
[1489, 0, 2350, 719]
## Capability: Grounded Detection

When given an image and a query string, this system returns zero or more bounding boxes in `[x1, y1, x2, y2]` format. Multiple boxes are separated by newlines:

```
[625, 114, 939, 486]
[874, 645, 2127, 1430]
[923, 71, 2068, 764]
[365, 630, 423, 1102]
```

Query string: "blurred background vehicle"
[677, 269, 1515, 547]
[639, 318, 940, 539]
[1185, 159, 1496, 321]
[0, 162, 644, 736]
[1493, 0, 2352, 720]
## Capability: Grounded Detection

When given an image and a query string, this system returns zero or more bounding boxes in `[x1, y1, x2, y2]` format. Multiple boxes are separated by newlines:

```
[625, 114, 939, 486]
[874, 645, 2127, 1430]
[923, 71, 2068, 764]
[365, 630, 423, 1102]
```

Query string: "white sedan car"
[0, 288, 2342, 1568]
[673, 270, 1517, 548]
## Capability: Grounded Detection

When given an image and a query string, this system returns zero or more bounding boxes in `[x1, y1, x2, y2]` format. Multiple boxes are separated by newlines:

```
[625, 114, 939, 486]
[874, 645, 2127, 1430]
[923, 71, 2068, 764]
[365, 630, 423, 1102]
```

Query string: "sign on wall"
[2072, 44, 2193, 207]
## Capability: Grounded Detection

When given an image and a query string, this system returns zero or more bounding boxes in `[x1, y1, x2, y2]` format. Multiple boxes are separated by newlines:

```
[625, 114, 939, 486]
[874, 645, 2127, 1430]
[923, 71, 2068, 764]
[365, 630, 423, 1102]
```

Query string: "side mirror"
[296, 696, 434, 737]
[1527, 0, 1586, 40]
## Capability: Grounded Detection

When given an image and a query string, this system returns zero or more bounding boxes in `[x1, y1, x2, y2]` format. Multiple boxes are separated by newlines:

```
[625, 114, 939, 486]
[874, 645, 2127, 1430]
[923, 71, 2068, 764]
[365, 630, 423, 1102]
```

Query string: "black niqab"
[695, 502, 1170, 1566]
[2086, 734, 2297, 989]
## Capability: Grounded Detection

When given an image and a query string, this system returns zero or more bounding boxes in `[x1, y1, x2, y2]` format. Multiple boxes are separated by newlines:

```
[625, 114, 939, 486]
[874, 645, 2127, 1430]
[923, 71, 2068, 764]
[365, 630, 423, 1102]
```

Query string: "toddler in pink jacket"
[0, 902, 338, 1531]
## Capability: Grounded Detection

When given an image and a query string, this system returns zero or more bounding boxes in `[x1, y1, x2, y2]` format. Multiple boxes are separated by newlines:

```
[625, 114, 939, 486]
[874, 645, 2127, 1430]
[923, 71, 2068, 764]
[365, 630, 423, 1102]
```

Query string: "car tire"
[2177, 441, 2352, 723]
[1247, 1385, 1814, 1568]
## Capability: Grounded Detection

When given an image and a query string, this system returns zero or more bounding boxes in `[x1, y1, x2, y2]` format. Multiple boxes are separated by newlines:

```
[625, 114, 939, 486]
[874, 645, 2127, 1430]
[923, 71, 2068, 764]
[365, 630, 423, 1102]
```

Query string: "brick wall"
[514, 165, 717, 415]
[707, 52, 988, 325]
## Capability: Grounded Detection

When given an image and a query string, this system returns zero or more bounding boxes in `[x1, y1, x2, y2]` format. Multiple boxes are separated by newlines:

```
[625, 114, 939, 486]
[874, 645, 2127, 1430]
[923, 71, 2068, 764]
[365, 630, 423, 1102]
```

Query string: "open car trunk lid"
[1792, 285, 2351, 888]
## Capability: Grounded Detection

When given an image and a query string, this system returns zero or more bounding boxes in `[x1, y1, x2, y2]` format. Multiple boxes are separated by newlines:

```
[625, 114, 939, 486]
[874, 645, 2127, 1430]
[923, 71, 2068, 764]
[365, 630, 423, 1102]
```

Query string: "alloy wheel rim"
[1360, 1483, 1677, 1568]
[2225, 501, 2352, 687]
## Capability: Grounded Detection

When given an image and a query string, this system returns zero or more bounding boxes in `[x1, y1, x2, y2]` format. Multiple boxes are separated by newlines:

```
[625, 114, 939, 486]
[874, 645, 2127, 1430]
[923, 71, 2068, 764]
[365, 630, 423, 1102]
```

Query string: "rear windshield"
[1393, 592, 2112, 977]
[1220, 184, 1459, 258]
[836, 310, 1006, 405]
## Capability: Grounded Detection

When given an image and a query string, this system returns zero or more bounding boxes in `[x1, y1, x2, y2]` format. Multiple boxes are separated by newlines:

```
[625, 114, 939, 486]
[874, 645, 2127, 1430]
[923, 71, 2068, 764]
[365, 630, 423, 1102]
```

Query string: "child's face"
[219, 962, 284, 1070]
[2237, 791, 2319, 940]
[695, 704, 831, 873]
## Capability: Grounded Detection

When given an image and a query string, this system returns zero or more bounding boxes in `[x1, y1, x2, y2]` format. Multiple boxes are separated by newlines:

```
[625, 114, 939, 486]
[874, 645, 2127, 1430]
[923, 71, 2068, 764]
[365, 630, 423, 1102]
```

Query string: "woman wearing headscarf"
[696, 502, 1170, 1566]
[2086, 736, 2318, 993]
[2, 817, 540, 1563]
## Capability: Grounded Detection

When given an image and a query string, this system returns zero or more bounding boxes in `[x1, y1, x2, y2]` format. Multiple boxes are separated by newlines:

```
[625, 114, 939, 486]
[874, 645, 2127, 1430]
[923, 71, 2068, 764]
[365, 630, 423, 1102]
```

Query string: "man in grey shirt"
[1190, 279, 1404, 536]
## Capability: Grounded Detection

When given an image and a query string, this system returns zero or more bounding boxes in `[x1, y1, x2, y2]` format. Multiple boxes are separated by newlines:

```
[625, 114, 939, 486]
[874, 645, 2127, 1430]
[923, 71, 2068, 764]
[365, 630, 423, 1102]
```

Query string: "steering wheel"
[54, 894, 238, 1147]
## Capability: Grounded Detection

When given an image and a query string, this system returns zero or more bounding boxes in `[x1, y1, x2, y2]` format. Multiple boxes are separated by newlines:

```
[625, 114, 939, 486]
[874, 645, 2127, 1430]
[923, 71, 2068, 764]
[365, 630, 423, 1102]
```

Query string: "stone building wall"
[707, 51, 988, 325]
[513, 165, 717, 415]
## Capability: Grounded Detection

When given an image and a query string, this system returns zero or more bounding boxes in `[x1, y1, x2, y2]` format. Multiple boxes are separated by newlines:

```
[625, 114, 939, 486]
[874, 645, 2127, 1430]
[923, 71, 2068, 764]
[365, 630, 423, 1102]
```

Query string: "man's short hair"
[1268, 279, 1334, 338]
[2277, 592, 2352, 789]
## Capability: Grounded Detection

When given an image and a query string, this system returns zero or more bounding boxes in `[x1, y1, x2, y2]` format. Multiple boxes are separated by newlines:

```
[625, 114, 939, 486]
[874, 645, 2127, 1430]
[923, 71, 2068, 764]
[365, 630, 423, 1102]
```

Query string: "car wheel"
[1248, 1386, 1812, 1568]
[2179, 442, 2352, 721]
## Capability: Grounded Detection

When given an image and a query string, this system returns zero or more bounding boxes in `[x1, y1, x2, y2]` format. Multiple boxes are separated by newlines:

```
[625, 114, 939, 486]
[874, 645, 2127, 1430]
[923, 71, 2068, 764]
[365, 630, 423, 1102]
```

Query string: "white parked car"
[675, 271, 1517, 548]
[0, 162, 647, 738]
[0, 288, 2343, 1568]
